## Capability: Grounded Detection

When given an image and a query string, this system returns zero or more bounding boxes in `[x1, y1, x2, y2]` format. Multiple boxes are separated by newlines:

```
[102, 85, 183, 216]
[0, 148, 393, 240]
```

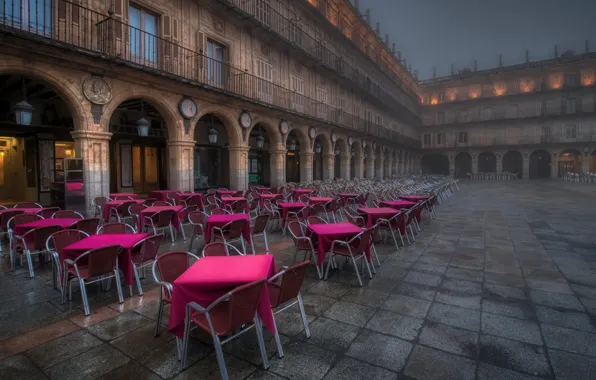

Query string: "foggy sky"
[356, 0, 595, 80]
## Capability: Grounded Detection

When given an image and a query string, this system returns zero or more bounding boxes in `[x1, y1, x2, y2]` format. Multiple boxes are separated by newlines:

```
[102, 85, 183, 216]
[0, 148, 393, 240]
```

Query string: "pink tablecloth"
[278, 202, 307, 224]
[292, 189, 314, 201]
[140, 206, 184, 232]
[103, 200, 144, 222]
[0, 208, 46, 215]
[258, 193, 278, 210]
[256, 186, 271, 194]
[217, 190, 238, 198]
[205, 214, 251, 244]
[357, 207, 400, 228]
[148, 190, 178, 202]
[219, 197, 250, 214]
[62, 233, 149, 286]
[308, 222, 364, 265]
[168, 255, 276, 338]
[15, 218, 80, 236]
[110, 193, 139, 200]
[380, 200, 421, 223]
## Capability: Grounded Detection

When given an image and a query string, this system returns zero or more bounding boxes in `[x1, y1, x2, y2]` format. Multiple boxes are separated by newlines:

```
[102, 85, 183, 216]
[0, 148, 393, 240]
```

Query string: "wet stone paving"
[1, 180, 596, 380]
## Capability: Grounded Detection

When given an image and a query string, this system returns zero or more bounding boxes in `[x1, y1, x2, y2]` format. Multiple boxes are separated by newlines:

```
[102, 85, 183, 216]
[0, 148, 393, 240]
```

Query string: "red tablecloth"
[292, 189, 314, 201]
[62, 233, 149, 286]
[217, 190, 238, 198]
[103, 200, 144, 222]
[148, 190, 178, 202]
[14, 218, 80, 236]
[110, 193, 139, 200]
[205, 214, 251, 244]
[309, 197, 334, 205]
[308, 222, 364, 265]
[380, 200, 420, 222]
[258, 193, 278, 210]
[399, 195, 430, 202]
[140, 206, 183, 232]
[219, 197, 250, 214]
[168, 255, 276, 338]
[278, 202, 307, 224]
[0, 208, 46, 215]
[357, 207, 400, 228]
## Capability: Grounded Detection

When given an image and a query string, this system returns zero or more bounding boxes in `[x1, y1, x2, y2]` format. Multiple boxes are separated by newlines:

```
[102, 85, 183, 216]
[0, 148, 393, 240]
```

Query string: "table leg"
[129, 285, 133, 297]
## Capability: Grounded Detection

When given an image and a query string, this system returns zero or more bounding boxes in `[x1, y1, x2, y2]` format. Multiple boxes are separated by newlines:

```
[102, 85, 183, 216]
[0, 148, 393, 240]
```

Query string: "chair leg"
[253, 317, 270, 370]
[132, 263, 143, 296]
[324, 254, 334, 280]
[80, 279, 91, 316]
[26, 250, 35, 278]
[351, 256, 363, 287]
[389, 229, 400, 252]
[213, 337, 230, 380]
[114, 270, 124, 304]
[250, 236, 256, 255]
[61, 266, 69, 304]
[263, 231, 269, 253]
[181, 313, 193, 370]
[240, 237, 247, 255]
[180, 224, 187, 242]
[297, 293, 311, 338]
[155, 297, 164, 337]
[363, 255, 373, 279]
[270, 315, 284, 358]
[372, 244, 381, 267]
[169, 224, 175, 243]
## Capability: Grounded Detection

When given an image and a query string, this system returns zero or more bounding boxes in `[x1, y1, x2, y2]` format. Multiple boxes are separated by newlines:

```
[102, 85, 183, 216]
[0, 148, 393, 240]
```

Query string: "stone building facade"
[419, 49, 596, 179]
[0, 0, 422, 214]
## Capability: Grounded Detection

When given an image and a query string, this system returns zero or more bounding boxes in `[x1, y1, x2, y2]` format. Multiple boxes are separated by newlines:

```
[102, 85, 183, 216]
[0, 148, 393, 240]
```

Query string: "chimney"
[586, 40, 590, 54]
[392, 43, 396, 54]
[375, 22, 380, 36]
[525, 49, 529, 63]
[365, 9, 370, 24]
[554, 44, 558, 58]
[385, 33, 389, 46]
[414, 70, 418, 80]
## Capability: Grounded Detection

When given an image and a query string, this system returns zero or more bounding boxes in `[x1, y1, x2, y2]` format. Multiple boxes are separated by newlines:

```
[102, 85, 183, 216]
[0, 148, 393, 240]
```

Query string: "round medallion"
[331, 132, 337, 143]
[239, 111, 252, 129]
[308, 127, 316, 139]
[82, 76, 111, 105]
[279, 120, 289, 135]
[348, 136, 353, 146]
[178, 97, 197, 119]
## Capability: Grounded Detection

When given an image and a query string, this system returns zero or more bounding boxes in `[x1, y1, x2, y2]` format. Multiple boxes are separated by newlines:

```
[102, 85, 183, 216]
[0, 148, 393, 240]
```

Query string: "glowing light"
[430, 98, 438, 105]
[581, 72, 595, 86]
[550, 74, 563, 89]
[494, 83, 506, 96]
[520, 79, 535, 93]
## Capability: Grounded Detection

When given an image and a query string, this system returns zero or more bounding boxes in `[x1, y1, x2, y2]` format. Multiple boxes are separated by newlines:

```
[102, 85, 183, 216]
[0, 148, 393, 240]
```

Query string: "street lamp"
[315, 142, 322, 154]
[256, 135, 265, 148]
[208, 128, 218, 144]
[15, 78, 34, 126]
[137, 101, 150, 136]
[335, 146, 340, 155]
[288, 139, 297, 151]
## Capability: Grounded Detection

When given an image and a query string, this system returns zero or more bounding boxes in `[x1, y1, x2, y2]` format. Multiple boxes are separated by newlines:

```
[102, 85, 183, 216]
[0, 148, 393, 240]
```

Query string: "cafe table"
[258, 193, 278, 210]
[309, 197, 334, 205]
[204, 214, 251, 246]
[139, 206, 184, 232]
[307, 222, 364, 265]
[379, 200, 416, 210]
[217, 190, 238, 198]
[0, 208, 49, 216]
[219, 197, 250, 213]
[277, 202, 307, 225]
[256, 186, 271, 194]
[148, 190, 179, 202]
[110, 193, 139, 200]
[337, 193, 359, 204]
[292, 189, 314, 201]
[14, 218, 80, 236]
[357, 207, 400, 228]
[62, 233, 149, 290]
[103, 199, 144, 222]
[168, 254, 277, 338]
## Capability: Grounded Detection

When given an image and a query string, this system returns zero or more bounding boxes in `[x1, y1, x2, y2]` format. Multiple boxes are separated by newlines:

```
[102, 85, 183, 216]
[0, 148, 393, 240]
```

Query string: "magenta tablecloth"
[217, 190, 238, 198]
[168, 255, 276, 338]
[14, 218, 80, 236]
[62, 233, 149, 286]
[205, 214, 251, 245]
[140, 206, 183, 232]
[219, 197, 250, 214]
[148, 190, 178, 202]
[110, 193, 139, 200]
[309, 197, 334, 205]
[258, 193, 278, 210]
[278, 202, 307, 225]
[103, 200, 144, 222]
[399, 195, 430, 202]
[380, 200, 421, 222]
[292, 189, 314, 201]
[358, 207, 400, 228]
[0, 208, 45, 216]
[308, 222, 364, 265]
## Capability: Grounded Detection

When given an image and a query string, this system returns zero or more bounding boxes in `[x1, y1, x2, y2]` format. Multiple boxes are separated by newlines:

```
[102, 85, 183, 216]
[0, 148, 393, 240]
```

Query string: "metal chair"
[250, 214, 270, 254]
[306, 215, 327, 225]
[46, 229, 89, 290]
[210, 207, 229, 215]
[212, 219, 248, 254]
[7, 213, 44, 267]
[152, 250, 200, 336]
[52, 210, 84, 219]
[14, 202, 42, 208]
[327, 228, 374, 287]
[180, 279, 270, 378]
[70, 218, 100, 236]
[130, 233, 165, 295]
[61, 245, 124, 316]
[38, 207, 61, 219]
[0, 210, 24, 255]
[109, 200, 136, 223]
[263, 200, 282, 230]
[143, 209, 176, 242]
[152, 201, 172, 207]
[377, 212, 406, 251]
[287, 221, 321, 279]
[113, 195, 135, 200]
[226, 200, 246, 214]
[92, 197, 110, 218]
[13, 225, 62, 278]
[188, 211, 209, 252]
[98, 222, 135, 234]
[129, 203, 147, 231]
[344, 208, 366, 228]
[201, 241, 244, 257]
[142, 198, 157, 206]
[267, 261, 311, 358]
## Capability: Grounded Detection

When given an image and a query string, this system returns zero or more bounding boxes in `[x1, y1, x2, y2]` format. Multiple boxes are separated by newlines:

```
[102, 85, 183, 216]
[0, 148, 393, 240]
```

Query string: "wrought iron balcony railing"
[0, 0, 420, 149]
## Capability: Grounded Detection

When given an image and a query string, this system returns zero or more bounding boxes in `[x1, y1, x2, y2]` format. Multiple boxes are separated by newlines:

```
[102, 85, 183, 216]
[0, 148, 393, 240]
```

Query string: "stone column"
[522, 155, 530, 179]
[582, 155, 589, 173]
[269, 148, 286, 187]
[299, 152, 314, 183]
[167, 140, 195, 192]
[71, 131, 112, 217]
[340, 154, 351, 180]
[551, 152, 558, 178]
[404, 153, 409, 174]
[228, 145, 249, 190]
[472, 154, 479, 173]
[496, 153, 503, 173]
[366, 156, 375, 178]
[322, 153, 335, 181]
[354, 153, 364, 179]
[376, 157, 384, 179]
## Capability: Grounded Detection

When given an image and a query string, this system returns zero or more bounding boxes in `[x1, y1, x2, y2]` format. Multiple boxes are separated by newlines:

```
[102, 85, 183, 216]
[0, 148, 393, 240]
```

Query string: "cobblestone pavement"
[1, 180, 596, 380]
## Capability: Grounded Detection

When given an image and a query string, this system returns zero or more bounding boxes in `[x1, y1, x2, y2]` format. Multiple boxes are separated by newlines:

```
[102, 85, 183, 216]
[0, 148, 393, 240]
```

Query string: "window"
[436, 133, 444, 145]
[1, 0, 52, 35]
[565, 124, 577, 139]
[565, 98, 576, 114]
[565, 74, 577, 86]
[129, 5, 158, 64]
[375, 115, 383, 126]
[459, 110, 469, 122]
[256, 60, 273, 103]
[316, 88, 327, 118]
[458, 131, 468, 143]
[338, 97, 346, 122]
[254, 0, 271, 25]
[436, 111, 445, 124]
[541, 126, 552, 142]
[290, 75, 304, 112]
[423, 134, 431, 145]
[206, 39, 226, 86]
[482, 107, 492, 120]
[289, 19, 302, 45]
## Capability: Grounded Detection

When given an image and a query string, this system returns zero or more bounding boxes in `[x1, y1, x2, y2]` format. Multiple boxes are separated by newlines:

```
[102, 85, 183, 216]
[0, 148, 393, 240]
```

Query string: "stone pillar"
[472, 154, 478, 173]
[376, 158, 384, 179]
[354, 154, 364, 179]
[228, 145, 249, 190]
[299, 152, 314, 183]
[269, 149, 286, 187]
[496, 153, 503, 173]
[366, 156, 375, 178]
[322, 153, 335, 181]
[582, 155, 589, 173]
[522, 155, 530, 179]
[448, 153, 455, 176]
[340, 154, 351, 180]
[551, 152, 558, 178]
[167, 140, 195, 192]
[71, 131, 112, 217]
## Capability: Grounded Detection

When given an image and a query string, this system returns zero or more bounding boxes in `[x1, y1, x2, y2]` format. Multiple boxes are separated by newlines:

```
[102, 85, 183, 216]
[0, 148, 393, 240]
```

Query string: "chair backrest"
[233, 190, 243, 197]
[71, 218, 100, 236]
[230, 200, 246, 214]
[309, 203, 326, 216]
[210, 208, 228, 215]
[143, 198, 157, 206]
[39, 207, 61, 219]
[307, 215, 327, 225]
[53, 210, 84, 219]
[249, 198, 259, 211]
[132, 233, 164, 263]
[47, 229, 89, 258]
[12, 213, 43, 228]
[116, 201, 136, 217]
[186, 195, 203, 208]
[202, 242, 230, 257]
[24, 225, 62, 250]
[99, 222, 134, 234]
[251, 214, 269, 234]
[92, 197, 110, 207]
[14, 202, 42, 208]
[207, 189, 216, 195]
[223, 279, 265, 332]
[114, 196, 134, 200]
[153, 201, 172, 207]
[270, 261, 310, 306]
[298, 194, 309, 203]
[288, 221, 305, 239]
[223, 219, 245, 239]
[80, 245, 122, 278]
[218, 188, 228, 191]
[129, 203, 146, 216]
[154, 250, 198, 284]
[0, 210, 24, 231]
[153, 209, 175, 227]
[188, 211, 207, 233]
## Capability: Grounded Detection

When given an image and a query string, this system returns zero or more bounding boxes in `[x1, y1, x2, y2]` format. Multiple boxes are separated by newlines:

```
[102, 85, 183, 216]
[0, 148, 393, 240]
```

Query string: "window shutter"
[196, 32, 205, 79]
[72, 0, 80, 24]
[172, 17, 179, 68]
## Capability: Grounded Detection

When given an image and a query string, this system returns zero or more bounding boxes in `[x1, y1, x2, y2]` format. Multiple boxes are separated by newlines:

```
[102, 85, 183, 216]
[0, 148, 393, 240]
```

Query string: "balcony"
[0, 0, 418, 148]
[211, 0, 419, 125]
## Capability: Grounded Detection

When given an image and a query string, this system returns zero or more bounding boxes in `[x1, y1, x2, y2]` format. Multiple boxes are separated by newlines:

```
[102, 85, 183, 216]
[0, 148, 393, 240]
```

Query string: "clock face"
[279, 121, 289, 134]
[179, 98, 197, 119]
[331, 132, 337, 143]
[309, 127, 316, 139]
[240, 112, 252, 128]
